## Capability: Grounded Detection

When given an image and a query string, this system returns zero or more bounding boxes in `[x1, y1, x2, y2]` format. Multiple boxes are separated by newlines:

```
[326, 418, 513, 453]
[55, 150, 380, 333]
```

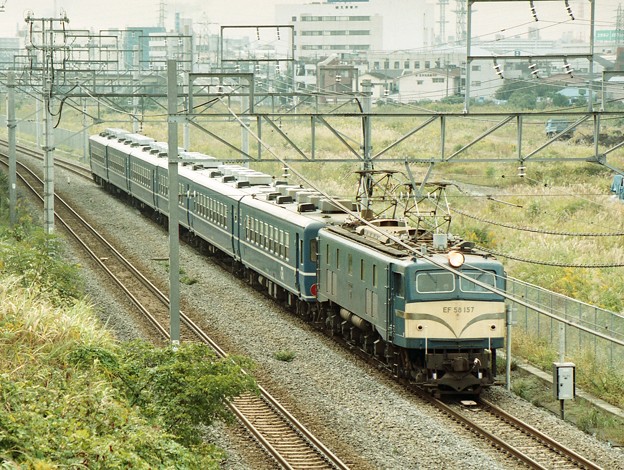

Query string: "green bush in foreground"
[0, 227, 83, 305]
[0, 278, 258, 468]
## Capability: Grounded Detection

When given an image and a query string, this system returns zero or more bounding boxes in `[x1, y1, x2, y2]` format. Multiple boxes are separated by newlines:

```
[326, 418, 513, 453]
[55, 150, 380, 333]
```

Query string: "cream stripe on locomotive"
[398, 300, 506, 339]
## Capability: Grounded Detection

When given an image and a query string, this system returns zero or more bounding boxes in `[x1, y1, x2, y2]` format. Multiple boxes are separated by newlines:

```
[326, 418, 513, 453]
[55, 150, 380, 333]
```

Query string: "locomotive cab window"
[416, 272, 455, 293]
[459, 271, 497, 293]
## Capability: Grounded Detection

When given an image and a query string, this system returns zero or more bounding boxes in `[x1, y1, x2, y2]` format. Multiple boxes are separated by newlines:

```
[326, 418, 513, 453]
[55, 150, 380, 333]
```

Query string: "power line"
[478, 245, 624, 268]
[451, 206, 624, 237]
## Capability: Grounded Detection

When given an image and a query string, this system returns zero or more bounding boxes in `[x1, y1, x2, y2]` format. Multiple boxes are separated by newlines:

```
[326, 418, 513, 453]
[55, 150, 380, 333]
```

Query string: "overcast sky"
[0, 0, 621, 41]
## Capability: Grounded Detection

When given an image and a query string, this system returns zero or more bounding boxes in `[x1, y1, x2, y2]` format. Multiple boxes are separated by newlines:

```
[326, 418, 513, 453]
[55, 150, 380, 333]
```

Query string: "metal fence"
[0, 116, 89, 160]
[506, 276, 624, 368]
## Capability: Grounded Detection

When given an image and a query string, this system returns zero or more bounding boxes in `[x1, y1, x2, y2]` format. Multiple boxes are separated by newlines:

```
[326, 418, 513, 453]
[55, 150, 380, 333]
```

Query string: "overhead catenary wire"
[451, 206, 624, 237]
[478, 245, 624, 268]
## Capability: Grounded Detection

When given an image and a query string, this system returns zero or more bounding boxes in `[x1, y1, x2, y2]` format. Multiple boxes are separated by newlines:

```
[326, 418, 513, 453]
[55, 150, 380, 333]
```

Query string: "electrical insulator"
[530, 0, 538, 21]
[493, 62, 504, 79]
[565, 0, 575, 20]
[529, 63, 539, 78]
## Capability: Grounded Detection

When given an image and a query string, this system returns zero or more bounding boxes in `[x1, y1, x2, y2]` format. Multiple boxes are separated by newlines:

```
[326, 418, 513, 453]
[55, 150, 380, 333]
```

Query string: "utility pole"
[7, 71, 16, 226]
[360, 79, 374, 211]
[167, 59, 181, 348]
[24, 12, 70, 234]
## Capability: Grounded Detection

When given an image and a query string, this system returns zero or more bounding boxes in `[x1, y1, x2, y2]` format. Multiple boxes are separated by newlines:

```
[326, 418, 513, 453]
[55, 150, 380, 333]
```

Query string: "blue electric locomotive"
[89, 128, 506, 394]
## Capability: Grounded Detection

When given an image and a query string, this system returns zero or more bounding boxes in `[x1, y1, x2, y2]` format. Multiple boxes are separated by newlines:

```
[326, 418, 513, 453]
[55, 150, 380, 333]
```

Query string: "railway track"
[438, 397, 601, 469]
[335, 333, 602, 469]
[2, 142, 604, 469]
[0, 151, 351, 470]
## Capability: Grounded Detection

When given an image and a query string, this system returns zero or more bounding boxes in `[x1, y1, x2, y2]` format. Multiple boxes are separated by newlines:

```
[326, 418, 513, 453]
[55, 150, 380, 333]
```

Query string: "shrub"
[0, 228, 83, 304]
[0, 282, 241, 468]
[111, 341, 258, 446]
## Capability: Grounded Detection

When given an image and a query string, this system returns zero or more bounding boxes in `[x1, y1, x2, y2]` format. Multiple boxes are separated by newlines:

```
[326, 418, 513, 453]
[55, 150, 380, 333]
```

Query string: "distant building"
[358, 70, 403, 100]
[276, 0, 434, 61]
[118, 27, 166, 70]
[395, 68, 461, 103]
[317, 54, 358, 103]
[0, 37, 20, 66]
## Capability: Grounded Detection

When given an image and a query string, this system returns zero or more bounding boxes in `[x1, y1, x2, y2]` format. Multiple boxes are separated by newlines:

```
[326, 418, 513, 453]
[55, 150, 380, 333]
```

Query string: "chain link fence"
[506, 276, 624, 368]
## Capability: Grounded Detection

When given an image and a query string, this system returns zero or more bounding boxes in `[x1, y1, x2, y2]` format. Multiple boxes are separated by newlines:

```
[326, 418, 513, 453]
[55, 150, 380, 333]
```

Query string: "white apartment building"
[276, 0, 435, 61]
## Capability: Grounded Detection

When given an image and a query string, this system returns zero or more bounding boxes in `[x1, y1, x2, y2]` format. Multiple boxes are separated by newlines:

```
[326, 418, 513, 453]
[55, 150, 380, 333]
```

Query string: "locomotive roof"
[322, 224, 503, 271]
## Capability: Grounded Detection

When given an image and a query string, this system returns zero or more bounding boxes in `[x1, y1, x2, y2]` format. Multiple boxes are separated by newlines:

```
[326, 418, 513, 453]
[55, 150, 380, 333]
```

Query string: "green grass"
[510, 370, 624, 446]
[273, 350, 296, 362]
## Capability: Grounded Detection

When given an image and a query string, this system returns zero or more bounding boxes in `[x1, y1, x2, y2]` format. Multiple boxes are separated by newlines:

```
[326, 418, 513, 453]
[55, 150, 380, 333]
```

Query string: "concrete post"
[167, 59, 181, 347]
[7, 71, 17, 226]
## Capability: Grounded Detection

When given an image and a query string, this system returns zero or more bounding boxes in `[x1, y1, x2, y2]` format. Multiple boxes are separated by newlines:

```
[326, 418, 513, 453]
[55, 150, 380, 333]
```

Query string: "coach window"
[310, 239, 318, 262]
[285, 232, 290, 260]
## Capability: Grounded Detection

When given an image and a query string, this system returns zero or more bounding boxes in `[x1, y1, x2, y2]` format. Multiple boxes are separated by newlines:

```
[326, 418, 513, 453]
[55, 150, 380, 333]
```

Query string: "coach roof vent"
[296, 190, 318, 203]
[276, 195, 293, 204]
[278, 185, 302, 196]
[125, 133, 154, 147]
[298, 203, 316, 212]
[267, 192, 282, 201]
[240, 173, 273, 186]
[319, 198, 353, 213]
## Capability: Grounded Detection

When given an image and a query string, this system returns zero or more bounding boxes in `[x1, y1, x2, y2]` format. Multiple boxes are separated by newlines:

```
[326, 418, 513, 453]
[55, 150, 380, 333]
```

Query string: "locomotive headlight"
[448, 250, 465, 268]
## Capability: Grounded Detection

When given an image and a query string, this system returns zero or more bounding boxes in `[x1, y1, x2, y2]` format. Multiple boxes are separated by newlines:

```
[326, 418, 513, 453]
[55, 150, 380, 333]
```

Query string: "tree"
[508, 91, 537, 110]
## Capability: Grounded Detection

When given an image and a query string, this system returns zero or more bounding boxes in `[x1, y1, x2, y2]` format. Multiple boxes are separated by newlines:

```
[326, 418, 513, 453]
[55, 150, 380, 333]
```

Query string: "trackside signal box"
[553, 362, 576, 400]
